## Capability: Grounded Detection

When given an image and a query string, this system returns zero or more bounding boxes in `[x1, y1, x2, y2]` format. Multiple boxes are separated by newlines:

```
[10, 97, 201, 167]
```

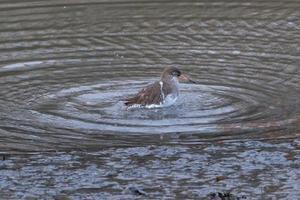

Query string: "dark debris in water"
[1, 154, 7, 161]
[215, 175, 227, 182]
[124, 185, 147, 196]
[207, 192, 247, 200]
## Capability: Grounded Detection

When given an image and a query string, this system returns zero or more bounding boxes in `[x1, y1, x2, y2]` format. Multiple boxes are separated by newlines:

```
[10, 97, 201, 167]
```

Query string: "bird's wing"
[124, 81, 164, 106]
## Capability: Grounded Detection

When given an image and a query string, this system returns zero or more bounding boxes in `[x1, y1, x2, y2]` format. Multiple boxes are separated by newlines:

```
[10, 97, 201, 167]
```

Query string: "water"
[0, 0, 300, 199]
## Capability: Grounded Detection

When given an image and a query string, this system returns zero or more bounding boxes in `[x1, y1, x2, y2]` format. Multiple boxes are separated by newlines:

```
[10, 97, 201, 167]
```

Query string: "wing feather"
[124, 81, 163, 106]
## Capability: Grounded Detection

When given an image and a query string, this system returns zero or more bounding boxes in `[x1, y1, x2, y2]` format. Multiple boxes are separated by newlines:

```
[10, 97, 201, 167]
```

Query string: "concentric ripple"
[27, 69, 299, 138]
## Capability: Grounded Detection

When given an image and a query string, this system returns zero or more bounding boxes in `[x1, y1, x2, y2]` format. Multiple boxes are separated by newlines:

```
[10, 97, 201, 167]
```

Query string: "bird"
[124, 66, 195, 108]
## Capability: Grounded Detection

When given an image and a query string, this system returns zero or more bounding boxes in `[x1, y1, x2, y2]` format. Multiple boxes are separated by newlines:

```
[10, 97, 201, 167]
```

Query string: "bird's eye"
[172, 71, 180, 76]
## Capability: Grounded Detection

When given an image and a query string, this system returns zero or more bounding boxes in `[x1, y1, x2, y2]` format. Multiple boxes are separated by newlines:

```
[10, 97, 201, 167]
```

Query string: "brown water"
[0, 0, 300, 199]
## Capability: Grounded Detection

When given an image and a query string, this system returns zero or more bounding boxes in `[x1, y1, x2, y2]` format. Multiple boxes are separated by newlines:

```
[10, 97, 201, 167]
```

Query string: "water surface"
[0, 0, 300, 199]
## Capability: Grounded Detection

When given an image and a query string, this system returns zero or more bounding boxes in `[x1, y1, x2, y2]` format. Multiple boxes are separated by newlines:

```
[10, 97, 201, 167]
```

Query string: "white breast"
[159, 78, 179, 107]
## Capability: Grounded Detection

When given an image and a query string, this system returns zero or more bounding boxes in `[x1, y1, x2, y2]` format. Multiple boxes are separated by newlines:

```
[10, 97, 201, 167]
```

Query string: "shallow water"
[0, 0, 300, 199]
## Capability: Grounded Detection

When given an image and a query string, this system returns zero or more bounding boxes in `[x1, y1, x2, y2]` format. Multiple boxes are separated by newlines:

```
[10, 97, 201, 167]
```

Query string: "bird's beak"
[178, 74, 196, 83]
